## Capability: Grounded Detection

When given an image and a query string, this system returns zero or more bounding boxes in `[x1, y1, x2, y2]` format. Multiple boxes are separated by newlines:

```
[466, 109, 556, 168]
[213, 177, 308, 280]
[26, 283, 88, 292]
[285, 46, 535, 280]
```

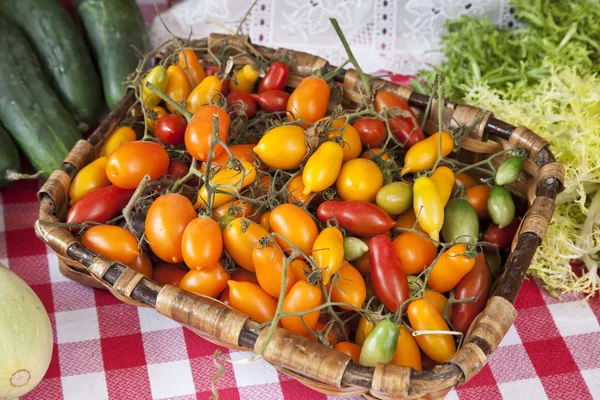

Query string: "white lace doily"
[149, 0, 517, 75]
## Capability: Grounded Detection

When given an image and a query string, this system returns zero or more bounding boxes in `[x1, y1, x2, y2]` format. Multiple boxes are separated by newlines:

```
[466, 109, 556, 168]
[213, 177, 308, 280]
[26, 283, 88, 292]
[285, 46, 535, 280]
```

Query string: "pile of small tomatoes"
[65, 47, 525, 370]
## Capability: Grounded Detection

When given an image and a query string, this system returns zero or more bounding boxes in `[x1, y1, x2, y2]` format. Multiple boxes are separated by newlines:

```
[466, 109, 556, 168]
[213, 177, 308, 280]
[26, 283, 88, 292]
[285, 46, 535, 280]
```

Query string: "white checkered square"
[138, 306, 181, 333]
[498, 324, 522, 347]
[581, 368, 600, 399]
[499, 377, 548, 400]
[147, 360, 195, 399]
[47, 248, 69, 283]
[548, 301, 600, 337]
[55, 308, 100, 344]
[61, 372, 108, 400]
[230, 350, 280, 387]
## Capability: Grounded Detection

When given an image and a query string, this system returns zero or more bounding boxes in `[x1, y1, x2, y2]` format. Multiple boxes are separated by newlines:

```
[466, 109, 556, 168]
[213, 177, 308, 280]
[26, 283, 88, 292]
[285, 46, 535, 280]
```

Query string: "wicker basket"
[35, 33, 564, 399]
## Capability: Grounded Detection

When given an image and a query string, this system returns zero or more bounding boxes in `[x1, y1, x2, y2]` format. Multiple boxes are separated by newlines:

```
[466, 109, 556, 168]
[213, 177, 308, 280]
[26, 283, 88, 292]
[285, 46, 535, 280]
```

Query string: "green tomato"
[407, 274, 425, 294]
[376, 182, 413, 215]
[487, 186, 516, 229]
[484, 252, 503, 280]
[359, 319, 399, 366]
[442, 198, 479, 244]
[495, 156, 524, 186]
[343, 237, 369, 261]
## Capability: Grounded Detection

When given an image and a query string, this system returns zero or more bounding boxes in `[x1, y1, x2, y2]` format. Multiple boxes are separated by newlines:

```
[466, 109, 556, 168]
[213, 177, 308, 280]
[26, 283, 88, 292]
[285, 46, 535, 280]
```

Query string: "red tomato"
[152, 262, 188, 286]
[81, 225, 140, 265]
[66, 185, 134, 225]
[155, 114, 187, 146]
[269, 204, 318, 255]
[374, 91, 424, 148]
[353, 117, 386, 148]
[185, 105, 230, 162]
[226, 91, 257, 119]
[317, 200, 395, 237]
[228, 281, 277, 323]
[455, 172, 478, 189]
[179, 262, 230, 298]
[258, 61, 289, 92]
[452, 254, 491, 335]
[281, 281, 323, 336]
[105, 141, 169, 189]
[167, 160, 189, 179]
[369, 235, 409, 313]
[483, 217, 520, 252]
[250, 90, 290, 113]
[392, 232, 437, 275]
[427, 244, 477, 293]
[181, 217, 223, 270]
[374, 91, 417, 119]
[287, 76, 330, 123]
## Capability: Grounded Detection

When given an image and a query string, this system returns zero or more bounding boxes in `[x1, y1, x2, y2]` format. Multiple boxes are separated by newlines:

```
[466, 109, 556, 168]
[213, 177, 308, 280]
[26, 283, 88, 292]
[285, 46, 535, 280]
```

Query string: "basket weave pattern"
[35, 34, 564, 399]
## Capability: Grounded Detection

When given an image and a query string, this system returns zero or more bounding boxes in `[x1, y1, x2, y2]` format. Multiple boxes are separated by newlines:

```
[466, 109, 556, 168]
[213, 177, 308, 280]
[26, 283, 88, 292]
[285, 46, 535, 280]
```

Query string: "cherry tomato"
[167, 160, 189, 179]
[287, 76, 330, 123]
[401, 131, 454, 176]
[226, 91, 257, 119]
[353, 117, 386, 148]
[361, 148, 391, 162]
[142, 65, 168, 108]
[343, 237, 369, 262]
[165, 64, 193, 113]
[218, 288, 230, 305]
[155, 114, 187, 146]
[423, 289, 452, 319]
[145, 106, 169, 134]
[179, 262, 230, 298]
[66, 185, 134, 225]
[223, 218, 269, 272]
[105, 141, 169, 189]
[330, 262, 366, 311]
[391, 325, 422, 370]
[127, 252, 153, 278]
[282, 281, 323, 336]
[392, 231, 437, 275]
[177, 49, 206, 87]
[452, 254, 491, 335]
[355, 315, 374, 347]
[325, 118, 362, 162]
[483, 217, 520, 252]
[259, 61, 289, 93]
[195, 161, 257, 209]
[302, 141, 344, 195]
[185, 105, 230, 162]
[430, 166, 455, 206]
[81, 225, 139, 265]
[374, 91, 417, 119]
[375, 182, 413, 215]
[286, 175, 311, 206]
[374, 92, 424, 148]
[466, 184, 491, 219]
[428, 244, 477, 293]
[317, 200, 395, 237]
[212, 200, 254, 221]
[359, 319, 399, 366]
[442, 197, 479, 245]
[312, 227, 344, 285]
[228, 281, 277, 323]
[395, 208, 424, 234]
[488, 186, 516, 229]
[290, 259, 311, 282]
[269, 204, 318, 255]
[369, 235, 409, 313]
[353, 245, 371, 276]
[181, 217, 223, 270]
[69, 157, 110, 205]
[186, 76, 222, 113]
[413, 176, 444, 243]
[100, 126, 137, 157]
[259, 211, 271, 231]
[407, 298, 456, 363]
[231, 268, 259, 285]
[336, 158, 383, 202]
[335, 342, 361, 363]
[230, 64, 259, 93]
[145, 193, 197, 263]
[455, 172, 478, 190]
[152, 262, 188, 286]
[202, 144, 257, 173]
[252, 241, 297, 298]
[250, 90, 290, 112]
[254, 125, 307, 170]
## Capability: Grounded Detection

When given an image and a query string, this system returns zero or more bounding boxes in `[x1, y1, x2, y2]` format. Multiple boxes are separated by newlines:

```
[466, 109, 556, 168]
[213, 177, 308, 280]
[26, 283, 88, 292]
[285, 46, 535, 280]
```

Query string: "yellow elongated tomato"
[185, 105, 230, 162]
[290, 259, 311, 282]
[427, 244, 477, 293]
[186, 76, 222, 113]
[355, 315, 374, 347]
[145, 194, 197, 263]
[302, 141, 344, 196]
[253, 126, 307, 169]
[178, 49, 206, 87]
[287, 76, 330, 123]
[413, 176, 444, 243]
[195, 161, 257, 209]
[145, 106, 168, 134]
[142, 65, 168, 108]
[430, 166, 455, 206]
[69, 157, 110, 205]
[179, 262, 230, 298]
[105, 141, 169, 189]
[223, 218, 269, 272]
[330, 262, 366, 311]
[287, 174, 311, 206]
[391, 325, 422, 371]
[230, 64, 259, 92]
[282, 281, 323, 336]
[181, 217, 223, 270]
[100, 126, 137, 157]
[212, 200, 254, 221]
[424, 289, 453, 319]
[166, 65, 193, 113]
[401, 131, 454, 176]
[407, 298, 456, 363]
[323, 118, 362, 161]
[312, 227, 344, 285]
[228, 281, 277, 323]
[269, 204, 318, 255]
[81, 225, 139, 265]
[252, 242, 297, 298]
[336, 158, 383, 202]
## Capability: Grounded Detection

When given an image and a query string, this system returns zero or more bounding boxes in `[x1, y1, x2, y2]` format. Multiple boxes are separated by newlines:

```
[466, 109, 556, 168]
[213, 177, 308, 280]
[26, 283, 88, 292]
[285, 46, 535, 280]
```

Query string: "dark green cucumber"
[0, 0, 103, 126]
[0, 17, 80, 178]
[75, 0, 150, 109]
[0, 124, 20, 188]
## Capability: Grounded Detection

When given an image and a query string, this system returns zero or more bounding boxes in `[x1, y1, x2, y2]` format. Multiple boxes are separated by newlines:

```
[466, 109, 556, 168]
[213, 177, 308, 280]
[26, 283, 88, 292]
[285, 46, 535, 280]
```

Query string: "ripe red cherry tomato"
[155, 114, 187, 146]
[66, 185, 134, 226]
[226, 91, 257, 119]
[259, 61, 289, 93]
[250, 90, 290, 113]
[317, 200, 395, 237]
[374, 91, 424, 148]
[369, 235, 409, 313]
[483, 217, 520, 252]
[353, 117, 386, 148]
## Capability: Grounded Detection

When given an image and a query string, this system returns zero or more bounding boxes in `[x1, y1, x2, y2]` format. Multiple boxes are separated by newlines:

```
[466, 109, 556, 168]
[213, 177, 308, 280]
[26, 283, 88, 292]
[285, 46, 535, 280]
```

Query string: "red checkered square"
[565, 332, 600, 370]
[184, 328, 226, 358]
[197, 388, 240, 400]
[59, 340, 104, 376]
[588, 294, 600, 324]
[143, 328, 189, 364]
[52, 281, 95, 312]
[97, 303, 141, 338]
[106, 365, 152, 400]
[514, 306, 561, 342]
[45, 343, 62, 379]
[540, 372, 592, 400]
[21, 377, 62, 400]
[101, 333, 147, 370]
[1, 179, 39, 203]
[280, 378, 328, 399]
[460, 364, 497, 389]
[6, 253, 50, 285]
[190, 354, 238, 392]
[3, 201, 39, 230]
[30, 283, 55, 314]
[514, 279, 547, 309]
[5, 226, 47, 258]
[94, 287, 123, 307]
[524, 338, 579, 377]
[456, 385, 503, 400]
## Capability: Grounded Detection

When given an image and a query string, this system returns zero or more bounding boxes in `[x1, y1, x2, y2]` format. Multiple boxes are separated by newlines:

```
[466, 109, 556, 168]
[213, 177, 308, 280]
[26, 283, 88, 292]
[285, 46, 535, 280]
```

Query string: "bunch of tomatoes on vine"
[63, 21, 526, 369]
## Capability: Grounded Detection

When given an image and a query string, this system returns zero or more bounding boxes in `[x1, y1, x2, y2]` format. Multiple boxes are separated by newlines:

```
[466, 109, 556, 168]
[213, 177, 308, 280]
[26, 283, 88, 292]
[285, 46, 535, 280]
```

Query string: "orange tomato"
[395, 208, 424, 233]
[128, 252, 153, 278]
[105, 141, 169, 189]
[467, 184, 491, 219]
[222, 218, 269, 272]
[201, 144, 256, 173]
[455, 172, 478, 190]
[391, 325, 422, 371]
[231, 268, 259, 285]
[353, 251, 371, 275]
[228, 281, 277, 323]
[179, 262, 230, 298]
[166, 65, 193, 113]
[212, 200, 254, 221]
[336, 158, 383, 202]
[259, 211, 271, 231]
[181, 217, 223, 270]
[286, 175, 311, 206]
[269, 204, 318, 255]
[324, 118, 362, 161]
[407, 298, 456, 363]
[392, 232, 437, 275]
[252, 242, 297, 298]
[307, 321, 338, 345]
[195, 161, 257, 209]
[361, 148, 391, 161]
[177, 49, 206, 87]
[145, 193, 197, 263]
[289, 259, 311, 282]
[81, 225, 139, 265]
[423, 289, 453, 320]
[152, 262, 188, 286]
[428, 244, 477, 293]
[330, 262, 366, 311]
[185, 105, 230, 162]
[312, 227, 344, 285]
[287, 76, 330, 123]
[281, 281, 323, 336]
[335, 341, 361, 363]
[355, 315, 374, 347]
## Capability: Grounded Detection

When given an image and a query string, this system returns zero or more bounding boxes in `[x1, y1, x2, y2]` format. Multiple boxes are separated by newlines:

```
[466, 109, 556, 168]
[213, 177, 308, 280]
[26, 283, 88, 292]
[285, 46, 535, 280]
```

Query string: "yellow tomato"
[302, 141, 344, 196]
[430, 166, 455, 206]
[253, 125, 307, 169]
[166, 65, 193, 114]
[142, 65, 168, 108]
[100, 126, 137, 157]
[336, 158, 383, 202]
[186, 76, 222, 113]
[312, 227, 344, 285]
[230, 64, 259, 92]
[413, 176, 444, 243]
[69, 157, 110, 205]
[401, 131, 454, 176]
[355, 315, 374, 347]
[195, 161, 257, 209]
[391, 325, 422, 371]
[322, 118, 362, 161]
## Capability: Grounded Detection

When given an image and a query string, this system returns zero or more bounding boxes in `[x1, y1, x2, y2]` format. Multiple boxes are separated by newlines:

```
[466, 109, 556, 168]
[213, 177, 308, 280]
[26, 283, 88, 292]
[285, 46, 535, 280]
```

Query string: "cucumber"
[0, 124, 20, 188]
[75, 0, 150, 109]
[0, 0, 103, 126]
[0, 17, 80, 178]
